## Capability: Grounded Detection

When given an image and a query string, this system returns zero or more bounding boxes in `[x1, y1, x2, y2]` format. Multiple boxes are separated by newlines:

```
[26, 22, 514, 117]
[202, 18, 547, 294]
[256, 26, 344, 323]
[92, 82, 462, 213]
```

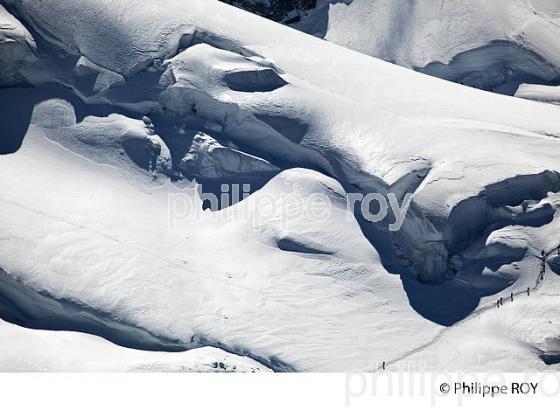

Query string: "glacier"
[224, 0, 560, 98]
[0, 0, 559, 372]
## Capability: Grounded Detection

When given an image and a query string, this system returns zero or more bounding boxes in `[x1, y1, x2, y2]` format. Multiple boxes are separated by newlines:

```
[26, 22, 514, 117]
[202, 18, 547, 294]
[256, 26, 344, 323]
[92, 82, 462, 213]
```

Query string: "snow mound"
[31, 99, 171, 176]
[4, 0, 192, 76]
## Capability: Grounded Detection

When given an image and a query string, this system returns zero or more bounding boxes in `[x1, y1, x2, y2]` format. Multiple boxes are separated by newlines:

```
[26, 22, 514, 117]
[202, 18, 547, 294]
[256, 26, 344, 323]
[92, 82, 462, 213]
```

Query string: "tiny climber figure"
[499, 297, 503, 306]
[497, 299, 500, 308]
[382, 361, 386, 370]
[510, 292, 513, 302]
[527, 287, 530, 296]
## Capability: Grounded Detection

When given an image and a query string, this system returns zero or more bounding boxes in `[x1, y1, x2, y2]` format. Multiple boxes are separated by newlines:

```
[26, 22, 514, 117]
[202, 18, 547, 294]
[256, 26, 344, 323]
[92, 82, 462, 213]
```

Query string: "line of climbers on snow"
[378, 245, 560, 371]
[495, 246, 559, 308]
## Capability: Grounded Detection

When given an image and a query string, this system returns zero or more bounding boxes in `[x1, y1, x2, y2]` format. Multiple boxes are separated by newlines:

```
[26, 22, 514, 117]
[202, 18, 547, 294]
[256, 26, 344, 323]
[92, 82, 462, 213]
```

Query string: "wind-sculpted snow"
[0, 130, 444, 370]
[3, 0, 193, 77]
[0, 0, 560, 371]
[418, 40, 560, 94]
[228, 0, 560, 96]
[31, 99, 172, 177]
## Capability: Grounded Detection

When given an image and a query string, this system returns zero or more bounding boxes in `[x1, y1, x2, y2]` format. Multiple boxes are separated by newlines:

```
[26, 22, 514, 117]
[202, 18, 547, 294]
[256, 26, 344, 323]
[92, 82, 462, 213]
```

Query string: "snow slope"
[0, 0, 559, 371]
[0, 317, 270, 372]
[403, 286, 560, 372]
[233, 0, 560, 95]
[403, 256, 560, 371]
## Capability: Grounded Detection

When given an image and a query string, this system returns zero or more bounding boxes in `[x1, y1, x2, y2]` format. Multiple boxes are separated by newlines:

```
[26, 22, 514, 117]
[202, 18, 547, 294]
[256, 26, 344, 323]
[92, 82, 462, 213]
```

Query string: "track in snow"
[380, 251, 550, 371]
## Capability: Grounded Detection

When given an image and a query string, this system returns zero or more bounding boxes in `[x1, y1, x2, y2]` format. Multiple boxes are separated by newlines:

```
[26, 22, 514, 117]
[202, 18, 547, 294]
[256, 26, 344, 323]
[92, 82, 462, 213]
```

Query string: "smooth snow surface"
[0, 0, 559, 371]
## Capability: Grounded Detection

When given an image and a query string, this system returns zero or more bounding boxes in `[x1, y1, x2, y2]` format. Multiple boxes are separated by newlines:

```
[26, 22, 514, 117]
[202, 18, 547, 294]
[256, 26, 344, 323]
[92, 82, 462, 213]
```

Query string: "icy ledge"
[515, 83, 560, 105]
